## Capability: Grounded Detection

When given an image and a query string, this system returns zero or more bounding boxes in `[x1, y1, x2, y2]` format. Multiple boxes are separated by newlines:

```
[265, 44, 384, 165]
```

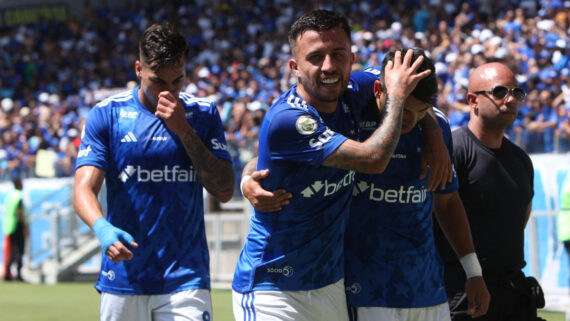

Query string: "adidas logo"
[121, 132, 137, 143]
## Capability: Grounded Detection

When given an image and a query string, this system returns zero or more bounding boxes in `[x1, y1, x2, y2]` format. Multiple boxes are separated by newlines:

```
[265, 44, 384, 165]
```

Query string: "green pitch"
[0, 281, 565, 321]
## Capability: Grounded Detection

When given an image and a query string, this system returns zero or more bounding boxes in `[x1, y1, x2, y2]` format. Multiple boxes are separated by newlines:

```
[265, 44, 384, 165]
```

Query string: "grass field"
[0, 281, 565, 321]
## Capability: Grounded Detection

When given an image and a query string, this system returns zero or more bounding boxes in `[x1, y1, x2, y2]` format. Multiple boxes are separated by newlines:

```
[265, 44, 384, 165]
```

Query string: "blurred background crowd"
[0, 0, 569, 184]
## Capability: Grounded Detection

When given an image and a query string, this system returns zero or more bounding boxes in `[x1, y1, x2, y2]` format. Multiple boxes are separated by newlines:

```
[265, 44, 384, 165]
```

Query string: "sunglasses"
[473, 86, 526, 102]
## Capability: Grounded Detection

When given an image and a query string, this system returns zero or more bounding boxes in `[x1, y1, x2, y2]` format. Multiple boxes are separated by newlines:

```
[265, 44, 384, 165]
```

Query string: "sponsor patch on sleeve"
[295, 115, 318, 135]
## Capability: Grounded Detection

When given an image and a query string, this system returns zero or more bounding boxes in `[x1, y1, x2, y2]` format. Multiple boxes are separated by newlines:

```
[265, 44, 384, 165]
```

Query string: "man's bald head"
[468, 63, 516, 92]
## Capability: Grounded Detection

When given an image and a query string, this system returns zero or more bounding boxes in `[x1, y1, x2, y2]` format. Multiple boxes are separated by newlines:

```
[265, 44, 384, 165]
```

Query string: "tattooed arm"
[323, 93, 404, 173]
[178, 128, 235, 202]
[155, 91, 235, 203]
[323, 49, 432, 174]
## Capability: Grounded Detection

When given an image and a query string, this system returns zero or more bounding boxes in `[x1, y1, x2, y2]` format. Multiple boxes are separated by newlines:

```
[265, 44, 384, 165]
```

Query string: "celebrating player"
[232, 10, 431, 321]
[73, 22, 234, 321]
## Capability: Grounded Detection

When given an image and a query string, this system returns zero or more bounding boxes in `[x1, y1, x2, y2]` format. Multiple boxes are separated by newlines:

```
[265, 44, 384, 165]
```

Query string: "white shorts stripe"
[233, 279, 348, 321]
[240, 292, 256, 321]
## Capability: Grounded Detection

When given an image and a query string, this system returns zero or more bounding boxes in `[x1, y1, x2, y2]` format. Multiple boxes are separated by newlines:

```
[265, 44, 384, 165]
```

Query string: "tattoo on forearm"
[180, 129, 234, 198]
[367, 93, 403, 158]
[243, 158, 257, 177]
[326, 94, 404, 172]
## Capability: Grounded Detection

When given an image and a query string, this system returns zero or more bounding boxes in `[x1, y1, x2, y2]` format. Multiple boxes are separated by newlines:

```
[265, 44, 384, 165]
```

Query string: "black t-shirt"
[434, 126, 534, 275]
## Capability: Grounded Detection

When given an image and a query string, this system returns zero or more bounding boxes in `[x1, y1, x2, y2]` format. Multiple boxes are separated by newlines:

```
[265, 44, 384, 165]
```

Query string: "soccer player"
[232, 10, 431, 321]
[434, 62, 539, 320]
[344, 49, 489, 321]
[242, 49, 490, 321]
[73, 22, 234, 321]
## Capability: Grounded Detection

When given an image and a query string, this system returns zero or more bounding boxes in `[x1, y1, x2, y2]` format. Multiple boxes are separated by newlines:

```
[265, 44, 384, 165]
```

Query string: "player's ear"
[374, 80, 384, 97]
[135, 60, 142, 79]
[289, 59, 300, 77]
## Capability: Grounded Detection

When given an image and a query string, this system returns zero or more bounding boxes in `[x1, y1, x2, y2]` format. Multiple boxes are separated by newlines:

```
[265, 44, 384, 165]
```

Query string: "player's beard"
[299, 72, 348, 104]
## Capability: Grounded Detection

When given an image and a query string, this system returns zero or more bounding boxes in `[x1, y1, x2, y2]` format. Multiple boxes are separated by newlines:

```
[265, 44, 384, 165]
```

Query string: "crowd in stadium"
[0, 0, 568, 182]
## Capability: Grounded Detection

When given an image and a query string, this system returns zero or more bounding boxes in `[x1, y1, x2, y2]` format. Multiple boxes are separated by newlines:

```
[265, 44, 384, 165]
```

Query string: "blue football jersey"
[345, 107, 457, 308]
[232, 71, 378, 293]
[75, 87, 231, 295]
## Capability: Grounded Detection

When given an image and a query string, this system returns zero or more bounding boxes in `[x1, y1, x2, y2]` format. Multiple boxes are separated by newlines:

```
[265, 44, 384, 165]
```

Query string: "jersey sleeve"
[266, 107, 347, 166]
[434, 107, 459, 194]
[75, 105, 110, 171]
[201, 102, 232, 161]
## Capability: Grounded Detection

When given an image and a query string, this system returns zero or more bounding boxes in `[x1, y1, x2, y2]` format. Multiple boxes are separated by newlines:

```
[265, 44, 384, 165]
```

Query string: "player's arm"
[74, 165, 138, 262]
[419, 108, 453, 191]
[433, 192, 490, 317]
[155, 92, 234, 202]
[323, 49, 431, 174]
[240, 157, 292, 212]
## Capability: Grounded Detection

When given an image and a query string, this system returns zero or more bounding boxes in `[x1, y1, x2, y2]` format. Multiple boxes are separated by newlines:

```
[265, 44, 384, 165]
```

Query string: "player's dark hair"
[139, 22, 189, 72]
[288, 10, 351, 51]
[380, 48, 437, 104]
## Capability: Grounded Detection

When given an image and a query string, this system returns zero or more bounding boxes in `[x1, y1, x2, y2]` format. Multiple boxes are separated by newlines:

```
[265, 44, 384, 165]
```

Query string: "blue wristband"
[92, 218, 135, 252]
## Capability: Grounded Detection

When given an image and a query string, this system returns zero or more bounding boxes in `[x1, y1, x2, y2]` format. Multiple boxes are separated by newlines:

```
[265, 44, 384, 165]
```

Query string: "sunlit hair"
[139, 22, 189, 72]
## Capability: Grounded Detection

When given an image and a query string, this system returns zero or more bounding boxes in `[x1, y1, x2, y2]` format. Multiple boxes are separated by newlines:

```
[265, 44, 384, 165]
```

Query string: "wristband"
[459, 252, 483, 279]
[240, 175, 252, 195]
[92, 217, 134, 252]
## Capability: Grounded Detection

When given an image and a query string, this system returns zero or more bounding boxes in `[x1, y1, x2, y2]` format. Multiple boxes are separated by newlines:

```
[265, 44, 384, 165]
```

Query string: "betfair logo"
[118, 165, 136, 183]
[301, 171, 355, 198]
[119, 165, 197, 183]
[353, 182, 427, 203]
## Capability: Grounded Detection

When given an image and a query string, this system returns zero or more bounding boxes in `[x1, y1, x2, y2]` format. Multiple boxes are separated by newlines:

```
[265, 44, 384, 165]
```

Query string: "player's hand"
[243, 169, 292, 212]
[155, 91, 190, 136]
[93, 218, 139, 262]
[420, 128, 453, 191]
[465, 276, 490, 318]
[382, 49, 432, 101]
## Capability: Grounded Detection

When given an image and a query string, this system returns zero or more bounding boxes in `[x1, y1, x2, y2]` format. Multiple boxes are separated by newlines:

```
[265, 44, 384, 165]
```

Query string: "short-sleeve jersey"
[345, 107, 457, 308]
[75, 87, 231, 295]
[434, 127, 534, 274]
[232, 71, 378, 293]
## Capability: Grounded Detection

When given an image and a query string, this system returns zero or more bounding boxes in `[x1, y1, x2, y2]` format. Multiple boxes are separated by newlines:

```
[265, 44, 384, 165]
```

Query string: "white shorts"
[348, 303, 451, 321]
[100, 289, 212, 321]
[232, 279, 348, 321]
